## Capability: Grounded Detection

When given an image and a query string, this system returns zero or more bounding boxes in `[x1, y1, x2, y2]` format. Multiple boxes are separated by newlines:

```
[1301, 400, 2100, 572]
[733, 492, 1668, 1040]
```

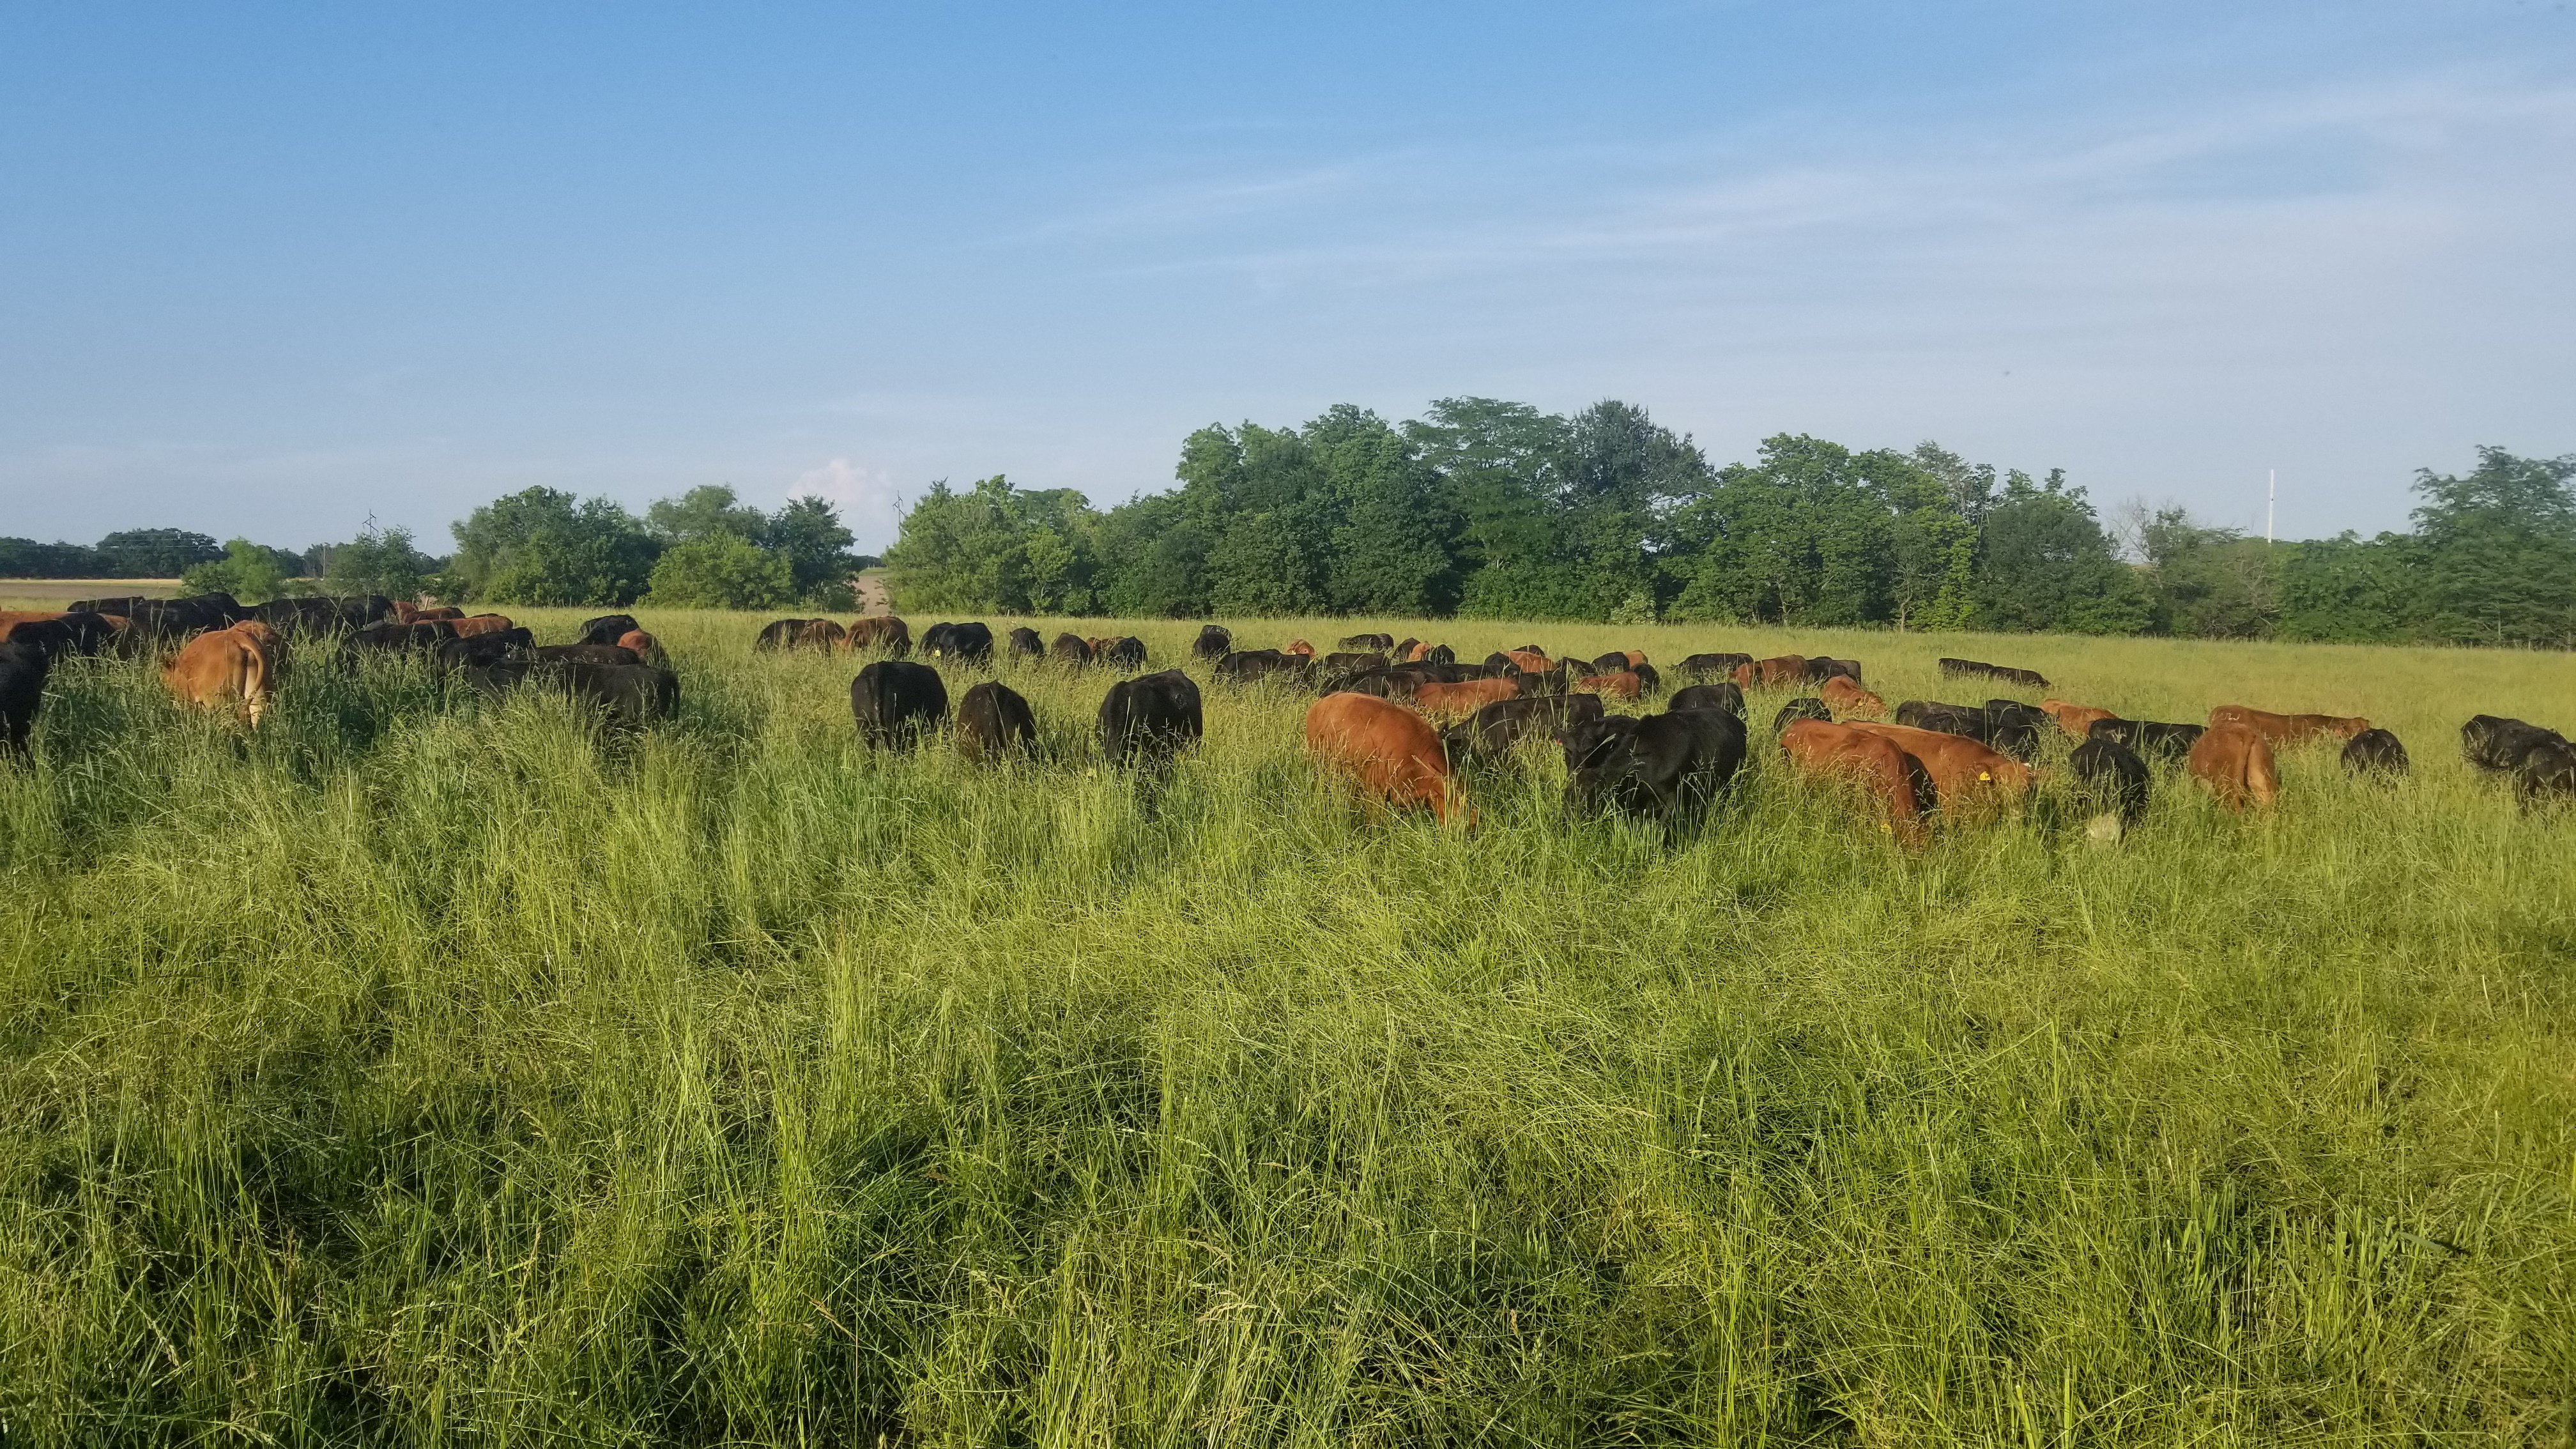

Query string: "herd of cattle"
[3, 597, 2572, 841]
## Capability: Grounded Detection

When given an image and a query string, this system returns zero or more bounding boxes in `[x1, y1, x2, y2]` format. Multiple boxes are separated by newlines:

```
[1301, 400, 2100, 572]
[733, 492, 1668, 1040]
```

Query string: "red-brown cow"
[2207, 705, 2368, 744]
[1820, 675, 1885, 717]
[1303, 693, 1470, 824]
[1413, 678, 1521, 717]
[2190, 723, 2280, 808]
[1572, 670, 1641, 700]
[1780, 719, 1924, 844]
[164, 620, 288, 728]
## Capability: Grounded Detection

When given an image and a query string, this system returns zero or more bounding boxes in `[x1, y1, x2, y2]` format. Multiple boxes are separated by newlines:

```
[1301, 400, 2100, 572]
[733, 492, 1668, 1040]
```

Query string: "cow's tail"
[2245, 737, 2280, 808]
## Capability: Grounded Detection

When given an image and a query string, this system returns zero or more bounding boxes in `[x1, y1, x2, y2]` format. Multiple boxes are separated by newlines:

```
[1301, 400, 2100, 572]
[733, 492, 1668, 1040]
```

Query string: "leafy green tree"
[2405, 447, 2576, 647]
[2275, 531, 2420, 642]
[451, 488, 659, 606]
[643, 534, 799, 608]
[319, 523, 434, 601]
[1558, 401, 1706, 620]
[180, 538, 298, 602]
[1974, 470, 2151, 634]
[646, 484, 770, 545]
[882, 476, 1103, 613]
[2135, 509, 2278, 638]
[0, 538, 100, 577]
[767, 495, 861, 602]
[95, 528, 223, 578]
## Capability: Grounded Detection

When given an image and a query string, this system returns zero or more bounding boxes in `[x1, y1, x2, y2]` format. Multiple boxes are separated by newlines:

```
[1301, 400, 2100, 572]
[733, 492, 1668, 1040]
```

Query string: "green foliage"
[767, 494, 862, 602]
[2135, 510, 2278, 639]
[450, 487, 659, 606]
[178, 537, 299, 602]
[93, 528, 224, 578]
[2276, 531, 2422, 643]
[2405, 447, 2576, 647]
[883, 476, 1103, 614]
[642, 533, 799, 609]
[1974, 471, 2153, 635]
[319, 523, 435, 602]
[0, 538, 101, 578]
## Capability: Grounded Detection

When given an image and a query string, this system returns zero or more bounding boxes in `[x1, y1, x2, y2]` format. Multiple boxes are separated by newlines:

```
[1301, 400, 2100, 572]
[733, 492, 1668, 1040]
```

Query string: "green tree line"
[884, 399, 2576, 646]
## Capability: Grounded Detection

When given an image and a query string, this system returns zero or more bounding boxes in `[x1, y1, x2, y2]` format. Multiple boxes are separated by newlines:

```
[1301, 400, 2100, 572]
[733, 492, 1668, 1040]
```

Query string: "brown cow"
[2207, 705, 2368, 744]
[1303, 693, 1469, 824]
[794, 618, 848, 652]
[1502, 648, 1551, 675]
[1282, 640, 1315, 657]
[1399, 640, 1436, 663]
[449, 613, 516, 638]
[1733, 654, 1809, 689]
[1820, 675, 1885, 717]
[1623, 650, 1648, 668]
[846, 615, 910, 653]
[1414, 677, 1521, 717]
[2189, 723, 2280, 808]
[164, 620, 288, 728]
[2040, 698, 2119, 735]
[1780, 719, 1926, 844]
[1843, 721, 2034, 812]
[1573, 670, 1641, 700]
[615, 629, 665, 666]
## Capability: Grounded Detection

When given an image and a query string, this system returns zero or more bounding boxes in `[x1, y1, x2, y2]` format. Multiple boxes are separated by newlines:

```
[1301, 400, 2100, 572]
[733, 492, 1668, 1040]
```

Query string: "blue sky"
[3, 2, 2570, 555]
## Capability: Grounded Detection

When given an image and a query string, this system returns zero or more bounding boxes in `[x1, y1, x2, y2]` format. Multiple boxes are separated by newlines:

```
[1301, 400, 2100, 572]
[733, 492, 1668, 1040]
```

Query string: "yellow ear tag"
[1979, 770, 1990, 780]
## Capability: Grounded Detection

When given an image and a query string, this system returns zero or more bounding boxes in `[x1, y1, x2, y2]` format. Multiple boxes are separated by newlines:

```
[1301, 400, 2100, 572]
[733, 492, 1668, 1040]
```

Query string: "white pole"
[2266, 468, 2276, 544]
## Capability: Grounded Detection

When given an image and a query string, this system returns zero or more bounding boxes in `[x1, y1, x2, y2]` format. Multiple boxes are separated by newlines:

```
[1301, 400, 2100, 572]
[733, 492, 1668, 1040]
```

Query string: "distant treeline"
[884, 398, 2576, 647]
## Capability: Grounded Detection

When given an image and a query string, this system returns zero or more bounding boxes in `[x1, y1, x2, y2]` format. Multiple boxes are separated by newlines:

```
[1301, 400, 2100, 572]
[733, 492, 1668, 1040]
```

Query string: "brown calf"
[1733, 654, 1809, 689]
[2042, 699, 2119, 735]
[1820, 675, 1885, 717]
[1780, 719, 1925, 845]
[1303, 693, 1469, 824]
[164, 621, 288, 729]
[2189, 723, 2280, 808]
[1413, 678, 1521, 717]
[1573, 670, 1641, 700]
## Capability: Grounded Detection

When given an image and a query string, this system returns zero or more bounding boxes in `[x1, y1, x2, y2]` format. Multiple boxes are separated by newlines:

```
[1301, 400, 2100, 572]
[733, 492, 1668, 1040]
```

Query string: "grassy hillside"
[2, 611, 2572, 1445]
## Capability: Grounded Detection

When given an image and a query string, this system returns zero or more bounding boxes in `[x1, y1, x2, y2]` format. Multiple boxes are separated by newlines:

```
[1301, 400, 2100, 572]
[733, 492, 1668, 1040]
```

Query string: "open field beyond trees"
[1, 608, 2572, 1445]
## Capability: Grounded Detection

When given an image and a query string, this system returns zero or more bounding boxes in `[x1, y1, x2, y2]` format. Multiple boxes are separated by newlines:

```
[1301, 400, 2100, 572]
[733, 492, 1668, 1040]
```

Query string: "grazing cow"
[70, 596, 148, 617]
[1558, 707, 1747, 826]
[1843, 722, 2035, 810]
[1050, 632, 1093, 666]
[2340, 728, 2408, 776]
[1007, 626, 1045, 658]
[2188, 724, 2279, 809]
[1733, 654, 1810, 689]
[1100, 669, 1203, 767]
[1679, 652, 1753, 680]
[2087, 717, 2204, 762]
[1669, 682, 1745, 717]
[1940, 657, 2050, 690]
[576, 614, 641, 648]
[535, 643, 641, 666]
[348, 620, 457, 654]
[1282, 640, 1315, 657]
[1323, 651, 1388, 677]
[956, 681, 1038, 761]
[450, 614, 517, 638]
[0, 611, 122, 657]
[1439, 693, 1604, 765]
[1810, 657, 1863, 685]
[1305, 692, 1468, 823]
[1820, 676, 1885, 717]
[1772, 697, 1832, 733]
[1216, 649, 1312, 684]
[2460, 715, 2567, 773]
[1414, 677, 1523, 717]
[257, 597, 349, 634]
[1503, 648, 1551, 675]
[2207, 705, 2368, 744]
[0, 618, 75, 659]
[0, 638, 49, 755]
[942, 621, 997, 662]
[436, 627, 533, 669]
[850, 660, 949, 747]
[795, 619, 848, 652]
[164, 621, 288, 728]
[2041, 699, 2119, 736]
[1573, 670, 1641, 700]
[614, 629, 666, 666]
[2518, 739, 2576, 806]
[1982, 700, 2048, 762]
[467, 660, 678, 726]
[1101, 636, 1147, 670]
[2067, 738, 2150, 841]
[1339, 632, 1396, 651]
[756, 618, 816, 652]
[845, 616, 911, 655]
[1779, 719, 1929, 844]
[1192, 624, 1232, 660]
[1895, 700, 1990, 743]
[1591, 651, 1635, 675]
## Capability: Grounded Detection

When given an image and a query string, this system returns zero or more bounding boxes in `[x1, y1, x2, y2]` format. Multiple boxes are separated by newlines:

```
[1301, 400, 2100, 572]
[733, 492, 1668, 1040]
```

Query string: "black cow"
[2087, 717, 2205, 762]
[1669, 682, 1745, 717]
[2342, 728, 2409, 777]
[1939, 657, 2050, 690]
[1810, 657, 1863, 685]
[1193, 624, 1232, 660]
[1215, 649, 1311, 684]
[1420, 643, 1455, 665]
[1896, 700, 1990, 742]
[1591, 651, 1634, 675]
[34, 611, 124, 657]
[756, 618, 818, 652]
[1008, 626, 1045, 657]
[1983, 700, 2046, 762]
[851, 660, 949, 747]
[0, 638, 50, 755]
[1322, 651, 1386, 676]
[2518, 739, 2576, 806]
[1560, 708, 1747, 825]
[464, 660, 677, 726]
[536, 643, 641, 666]
[1772, 697, 1833, 733]
[1050, 633, 1092, 665]
[436, 627, 534, 669]
[923, 621, 993, 663]
[576, 614, 641, 648]
[1339, 632, 1395, 650]
[1100, 669, 1202, 767]
[1679, 652, 1754, 679]
[956, 681, 1038, 761]
[70, 595, 148, 617]
[348, 620, 459, 654]
[1441, 693, 1603, 765]
[1326, 667, 1436, 701]
[2067, 738, 2150, 836]
[254, 597, 341, 634]
[1482, 651, 1516, 671]
[1630, 662, 1662, 692]
[1100, 636, 1146, 670]
[2462, 715, 2568, 773]
[126, 597, 233, 643]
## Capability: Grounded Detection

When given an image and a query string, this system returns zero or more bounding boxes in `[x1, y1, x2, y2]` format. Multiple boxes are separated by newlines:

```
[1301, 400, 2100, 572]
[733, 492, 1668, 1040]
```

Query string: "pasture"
[1, 607, 2572, 1446]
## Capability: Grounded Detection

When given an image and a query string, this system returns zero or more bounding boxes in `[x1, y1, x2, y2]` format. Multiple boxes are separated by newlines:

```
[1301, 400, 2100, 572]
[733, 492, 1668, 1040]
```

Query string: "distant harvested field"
[0, 578, 180, 606]
[1, 610, 2572, 1445]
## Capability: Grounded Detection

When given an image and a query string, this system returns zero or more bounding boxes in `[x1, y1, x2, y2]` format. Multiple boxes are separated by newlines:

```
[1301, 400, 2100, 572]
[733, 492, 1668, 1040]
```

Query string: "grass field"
[2, 607, 2572, 1446]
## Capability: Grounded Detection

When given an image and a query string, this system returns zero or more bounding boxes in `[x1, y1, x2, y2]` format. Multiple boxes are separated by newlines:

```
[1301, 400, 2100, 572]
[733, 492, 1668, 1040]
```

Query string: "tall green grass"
[1, 610, 2572, 1445]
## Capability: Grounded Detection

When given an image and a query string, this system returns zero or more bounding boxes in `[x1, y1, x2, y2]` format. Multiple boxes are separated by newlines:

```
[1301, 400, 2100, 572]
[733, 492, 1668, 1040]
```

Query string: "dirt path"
[855, 571, 893, 617]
